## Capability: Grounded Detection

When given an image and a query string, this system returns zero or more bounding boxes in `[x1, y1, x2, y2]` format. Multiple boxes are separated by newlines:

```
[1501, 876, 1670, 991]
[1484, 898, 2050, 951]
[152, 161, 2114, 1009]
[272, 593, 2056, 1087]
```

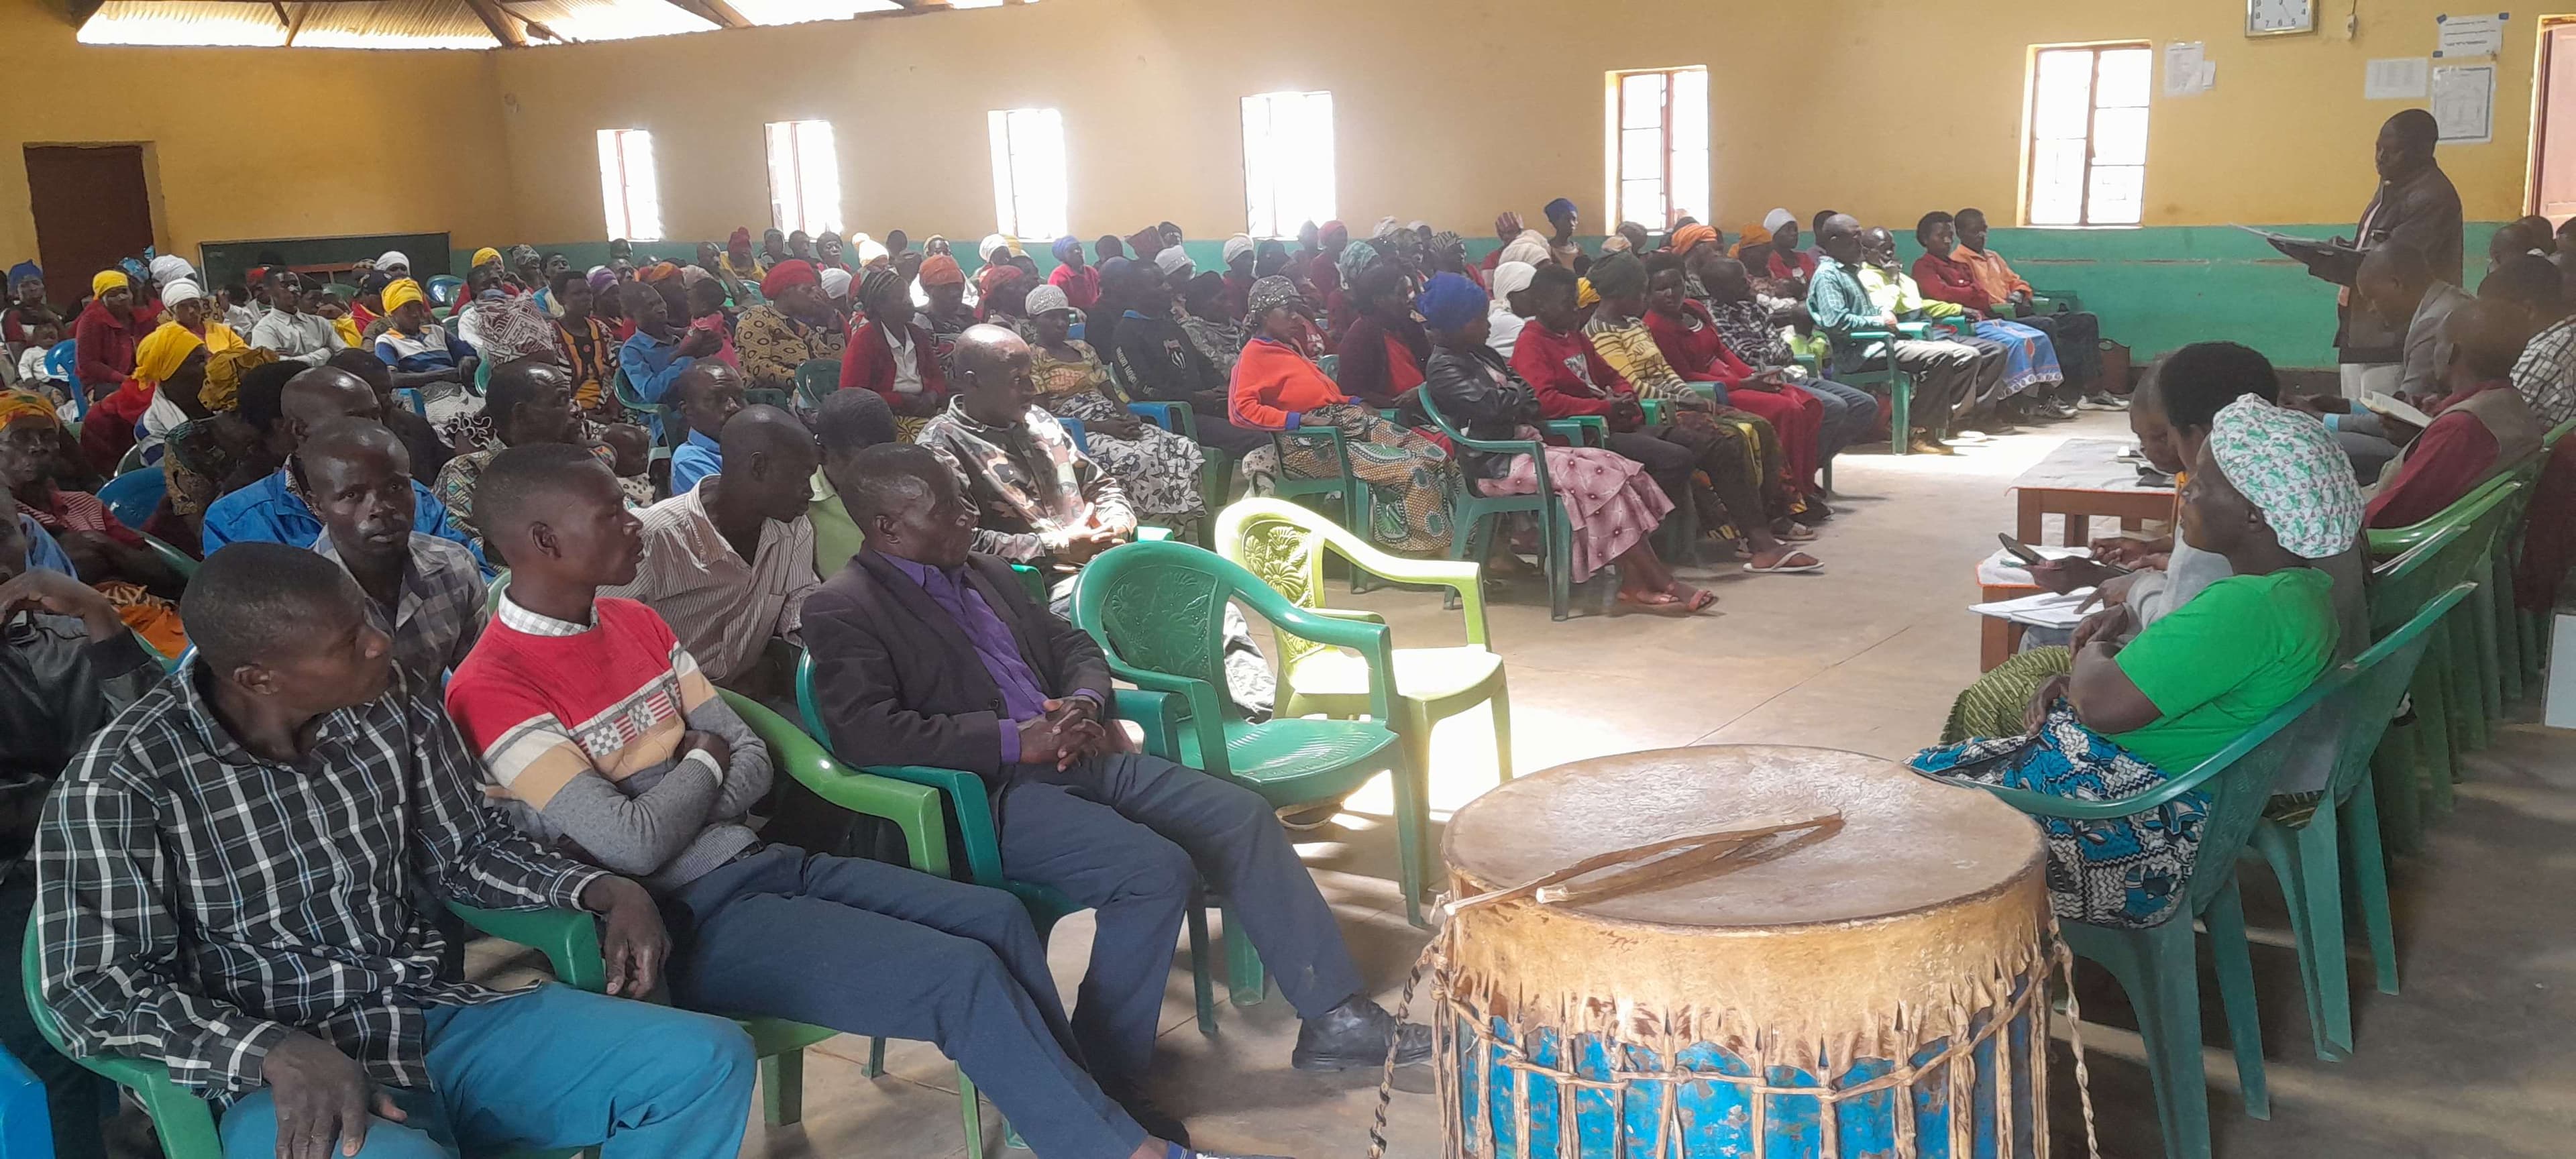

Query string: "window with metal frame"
[596, 128, 662, 242]
[765, 119, 844, 237]
[987, 108, 1069, 241]
[1242, 91, 1336, 239]
[1609, 67, 1709, 231]
[2025, 44, 2152, 226]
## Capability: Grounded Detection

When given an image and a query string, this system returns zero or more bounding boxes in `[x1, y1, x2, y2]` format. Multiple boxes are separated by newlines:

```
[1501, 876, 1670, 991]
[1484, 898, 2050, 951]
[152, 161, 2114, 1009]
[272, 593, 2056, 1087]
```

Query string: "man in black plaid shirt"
[32, 543, 757, 1159]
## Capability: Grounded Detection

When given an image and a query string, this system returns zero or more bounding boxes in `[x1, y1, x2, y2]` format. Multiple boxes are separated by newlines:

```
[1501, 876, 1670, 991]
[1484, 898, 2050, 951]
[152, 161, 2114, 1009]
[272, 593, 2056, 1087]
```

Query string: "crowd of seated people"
[34, 181, 2576, 1159]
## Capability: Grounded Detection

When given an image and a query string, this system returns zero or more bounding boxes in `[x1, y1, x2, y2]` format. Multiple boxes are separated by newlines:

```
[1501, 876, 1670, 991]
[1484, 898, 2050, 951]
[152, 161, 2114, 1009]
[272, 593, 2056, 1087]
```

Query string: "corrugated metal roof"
[77, 0, 1045, 49]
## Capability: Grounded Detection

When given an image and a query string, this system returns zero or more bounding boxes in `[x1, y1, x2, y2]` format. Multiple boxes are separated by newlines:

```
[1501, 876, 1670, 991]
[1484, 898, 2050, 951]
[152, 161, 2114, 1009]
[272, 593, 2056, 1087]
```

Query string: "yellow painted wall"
[488, 0, 2544, 248]
[0, 1, 516, 272]
[1811, 0, 2540, 229]
[0, 0, 2549, 272]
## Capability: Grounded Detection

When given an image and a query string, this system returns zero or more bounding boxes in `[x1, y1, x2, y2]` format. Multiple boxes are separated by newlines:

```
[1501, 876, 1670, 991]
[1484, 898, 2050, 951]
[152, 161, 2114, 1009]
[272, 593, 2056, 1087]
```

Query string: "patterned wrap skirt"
[1911, 700, 2207, 930]
[1481, 439, 1672, 583]
[1280, 400, 1456, 554]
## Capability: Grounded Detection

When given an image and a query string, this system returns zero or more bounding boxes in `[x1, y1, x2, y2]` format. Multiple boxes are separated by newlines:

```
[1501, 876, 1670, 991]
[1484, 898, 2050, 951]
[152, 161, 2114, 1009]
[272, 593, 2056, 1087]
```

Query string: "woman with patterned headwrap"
[1232, 275, 1456, 553]
[162, 354, 297, 540]
[1025, 283, 1209, 524]
[1913, 392, 2357, 930]
[839, 265, 947, 439]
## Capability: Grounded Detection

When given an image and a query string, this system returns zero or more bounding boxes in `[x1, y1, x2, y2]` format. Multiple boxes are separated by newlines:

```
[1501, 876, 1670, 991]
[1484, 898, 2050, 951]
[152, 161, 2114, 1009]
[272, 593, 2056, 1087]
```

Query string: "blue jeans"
[667, 847, 1149, 1159]
[1792, 378, 1880, 463]
[216, 985, 753, 1159]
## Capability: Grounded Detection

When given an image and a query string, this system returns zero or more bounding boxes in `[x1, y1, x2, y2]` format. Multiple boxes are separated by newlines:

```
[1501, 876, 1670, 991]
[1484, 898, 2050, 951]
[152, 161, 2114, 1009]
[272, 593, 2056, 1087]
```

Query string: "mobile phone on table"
[1998, 533, 2131, 575]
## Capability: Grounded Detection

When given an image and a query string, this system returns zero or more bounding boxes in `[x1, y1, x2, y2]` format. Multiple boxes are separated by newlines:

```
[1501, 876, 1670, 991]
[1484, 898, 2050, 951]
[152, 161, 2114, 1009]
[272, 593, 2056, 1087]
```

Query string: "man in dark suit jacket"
[800, 443, 1428, 1138]
[2300, 109, 2465, 400]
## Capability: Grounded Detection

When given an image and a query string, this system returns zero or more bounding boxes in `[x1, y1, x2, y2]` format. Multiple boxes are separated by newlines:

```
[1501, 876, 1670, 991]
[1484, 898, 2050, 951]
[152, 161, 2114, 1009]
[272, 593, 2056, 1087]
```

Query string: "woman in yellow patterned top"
[1026, 284, 1208, 524]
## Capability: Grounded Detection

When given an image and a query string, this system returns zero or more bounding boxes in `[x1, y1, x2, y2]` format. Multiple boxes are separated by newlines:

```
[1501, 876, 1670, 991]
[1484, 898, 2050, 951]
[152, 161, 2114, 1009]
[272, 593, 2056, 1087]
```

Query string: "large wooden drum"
[1437, 745, 2052, 1159]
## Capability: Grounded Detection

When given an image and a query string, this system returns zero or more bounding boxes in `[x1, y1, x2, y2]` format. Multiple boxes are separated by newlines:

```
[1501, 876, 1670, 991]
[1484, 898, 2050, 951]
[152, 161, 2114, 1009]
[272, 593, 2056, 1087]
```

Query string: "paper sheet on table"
[1969, 589, 2098, 630]
[2361, 391, 2435, 429]
[1978, 545, 2096, 588]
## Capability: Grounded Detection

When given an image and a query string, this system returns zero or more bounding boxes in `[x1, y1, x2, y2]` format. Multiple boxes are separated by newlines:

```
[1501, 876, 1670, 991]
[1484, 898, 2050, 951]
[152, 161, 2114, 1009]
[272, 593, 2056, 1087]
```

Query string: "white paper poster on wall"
[2365, 57, 2432, 99]
[2163, 42, 2210, 97]
[2432, 63, 2497, 144]
[2433, 12, 2508, 58]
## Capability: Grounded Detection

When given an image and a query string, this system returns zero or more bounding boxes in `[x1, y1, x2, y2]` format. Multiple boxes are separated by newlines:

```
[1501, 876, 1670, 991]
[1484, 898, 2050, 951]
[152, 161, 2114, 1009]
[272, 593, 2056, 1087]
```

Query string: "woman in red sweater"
[1641, 255, 1827, 510]
[837, 267, 947, 439]
[1232, 276, 1455, 554]
[1334, 266, 1432, 408]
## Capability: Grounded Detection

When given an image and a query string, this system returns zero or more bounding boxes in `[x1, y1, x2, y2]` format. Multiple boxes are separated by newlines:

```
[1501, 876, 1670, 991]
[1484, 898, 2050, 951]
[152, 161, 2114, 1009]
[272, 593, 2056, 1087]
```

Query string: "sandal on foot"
[1743, 552, 1824, 575]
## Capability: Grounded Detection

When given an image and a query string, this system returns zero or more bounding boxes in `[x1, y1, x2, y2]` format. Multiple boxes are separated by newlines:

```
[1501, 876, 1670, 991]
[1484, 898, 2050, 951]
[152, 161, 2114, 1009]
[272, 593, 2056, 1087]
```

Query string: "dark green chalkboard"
[193, 232, 451, 292]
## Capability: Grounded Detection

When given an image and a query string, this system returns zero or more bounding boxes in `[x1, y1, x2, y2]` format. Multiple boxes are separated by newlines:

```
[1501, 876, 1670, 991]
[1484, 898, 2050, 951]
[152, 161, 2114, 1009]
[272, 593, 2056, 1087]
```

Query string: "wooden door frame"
[2527, 18, 2576, 219]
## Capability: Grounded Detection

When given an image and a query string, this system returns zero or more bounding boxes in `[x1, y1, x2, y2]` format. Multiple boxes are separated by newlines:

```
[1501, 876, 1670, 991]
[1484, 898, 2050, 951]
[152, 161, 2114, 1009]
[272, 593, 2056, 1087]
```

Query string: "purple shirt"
[885, 555, 1098, 763]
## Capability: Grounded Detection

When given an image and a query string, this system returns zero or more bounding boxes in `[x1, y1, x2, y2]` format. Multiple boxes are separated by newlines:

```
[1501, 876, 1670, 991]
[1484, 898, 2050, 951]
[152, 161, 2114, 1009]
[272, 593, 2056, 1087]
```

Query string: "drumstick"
[1446, 812, 1843, 915]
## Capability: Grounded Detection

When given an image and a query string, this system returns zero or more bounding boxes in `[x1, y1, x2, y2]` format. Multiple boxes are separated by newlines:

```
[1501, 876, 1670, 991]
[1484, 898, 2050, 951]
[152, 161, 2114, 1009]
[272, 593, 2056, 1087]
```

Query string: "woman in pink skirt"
[1417, 273, 1711, 613]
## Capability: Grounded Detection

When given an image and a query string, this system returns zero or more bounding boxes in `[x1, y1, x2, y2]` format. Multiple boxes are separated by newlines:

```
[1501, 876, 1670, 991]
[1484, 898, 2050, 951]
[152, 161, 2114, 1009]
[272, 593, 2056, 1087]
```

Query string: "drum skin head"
[1444, 744, 2045, 930]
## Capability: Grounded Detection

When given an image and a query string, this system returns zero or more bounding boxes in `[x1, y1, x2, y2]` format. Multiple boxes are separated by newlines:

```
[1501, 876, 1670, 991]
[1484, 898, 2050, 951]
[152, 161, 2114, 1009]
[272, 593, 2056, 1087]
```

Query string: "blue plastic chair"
[0, 1039, 52, 1159]
[1058, 416, 1089, 451]
[425, 275, 465, 307]
[96, 466, 166, 529]
[42, 341, 85, 420]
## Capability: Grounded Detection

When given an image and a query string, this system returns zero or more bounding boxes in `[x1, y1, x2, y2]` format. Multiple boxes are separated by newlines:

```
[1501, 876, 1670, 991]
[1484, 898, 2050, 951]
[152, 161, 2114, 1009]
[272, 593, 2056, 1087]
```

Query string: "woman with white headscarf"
[1913, 388, 2361, 930]
[1485, 261, 1539, 358]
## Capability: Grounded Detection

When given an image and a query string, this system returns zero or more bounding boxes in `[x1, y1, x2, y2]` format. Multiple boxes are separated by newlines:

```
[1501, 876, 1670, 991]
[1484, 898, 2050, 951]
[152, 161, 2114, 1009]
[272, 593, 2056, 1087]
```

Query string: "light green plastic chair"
[1067, 540, 1426, 934]
[1412, 386, 1576, 620]
[1216, 498, 1513, 796]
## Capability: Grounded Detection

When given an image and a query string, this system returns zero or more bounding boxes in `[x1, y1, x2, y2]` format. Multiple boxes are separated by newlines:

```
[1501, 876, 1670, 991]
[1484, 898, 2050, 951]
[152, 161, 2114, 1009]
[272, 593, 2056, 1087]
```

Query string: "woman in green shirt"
[1913, 394, 2363, 928]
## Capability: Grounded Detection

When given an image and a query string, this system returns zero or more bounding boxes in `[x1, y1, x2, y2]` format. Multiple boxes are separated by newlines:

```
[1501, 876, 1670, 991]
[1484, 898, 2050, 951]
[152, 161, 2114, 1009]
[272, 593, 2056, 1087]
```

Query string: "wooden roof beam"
[460, 0, 525, 46]
[663, 0, 750, 27]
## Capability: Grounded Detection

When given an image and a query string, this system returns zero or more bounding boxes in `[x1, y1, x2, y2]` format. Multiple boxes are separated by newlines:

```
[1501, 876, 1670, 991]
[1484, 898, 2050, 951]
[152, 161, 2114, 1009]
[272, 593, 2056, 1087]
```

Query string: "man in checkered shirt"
[32, 543, 755, 1159]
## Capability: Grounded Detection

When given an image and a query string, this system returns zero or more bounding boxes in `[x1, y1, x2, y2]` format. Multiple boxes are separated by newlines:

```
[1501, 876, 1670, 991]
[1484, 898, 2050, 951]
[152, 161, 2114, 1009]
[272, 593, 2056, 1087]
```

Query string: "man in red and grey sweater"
[442, 442, 1269, 1159]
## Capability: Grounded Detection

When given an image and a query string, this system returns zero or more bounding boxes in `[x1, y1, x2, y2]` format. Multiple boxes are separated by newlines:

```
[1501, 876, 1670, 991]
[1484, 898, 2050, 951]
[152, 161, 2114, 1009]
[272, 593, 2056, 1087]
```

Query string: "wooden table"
[1979, 579, 2037, 672]
[2011, 437, 2176, 547]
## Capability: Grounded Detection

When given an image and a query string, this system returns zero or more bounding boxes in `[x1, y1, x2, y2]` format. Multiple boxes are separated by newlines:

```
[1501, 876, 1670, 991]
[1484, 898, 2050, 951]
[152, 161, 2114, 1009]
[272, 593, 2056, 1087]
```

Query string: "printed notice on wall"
[2365, 57, 2431, 99]
[2163, 42, 2210, 97]
[2432, 12, 2508, 58]
[2432, 63, 2496, 144]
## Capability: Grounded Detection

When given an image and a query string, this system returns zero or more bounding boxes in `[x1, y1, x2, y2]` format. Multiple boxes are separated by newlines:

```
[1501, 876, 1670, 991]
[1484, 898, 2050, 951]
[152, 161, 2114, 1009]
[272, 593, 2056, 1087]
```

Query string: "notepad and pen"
[1968, 589, 2098, 630]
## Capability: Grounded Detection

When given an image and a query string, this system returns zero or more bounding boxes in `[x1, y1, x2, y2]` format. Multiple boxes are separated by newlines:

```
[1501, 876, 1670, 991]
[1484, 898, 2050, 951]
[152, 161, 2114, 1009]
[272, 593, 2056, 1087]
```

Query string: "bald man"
[200, 368, 484, 566]
[914, 324, 1136, 569]
[2301, 109, 2465, 399]
[2362, 297, 2546, 527]
[2350, 243, 2473, 401]
[601, 404, 819, 695]
[1804, 214, 1982, 453]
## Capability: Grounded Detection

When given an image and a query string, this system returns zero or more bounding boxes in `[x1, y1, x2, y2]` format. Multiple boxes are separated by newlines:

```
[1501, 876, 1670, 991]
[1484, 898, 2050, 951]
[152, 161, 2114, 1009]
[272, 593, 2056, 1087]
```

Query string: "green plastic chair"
[792, 653, 1228, 1024]
[1833, 320, 1928, 451]
[1413, 386, 1576, 620]
[717, 689, 994, 1146]
[2365, 480, 2523, 842]
[1266, 423, 1364, 533]
[2245, 516, 2478, 1068]
[611, 368, 674, 447]
[1962, 647, 2376, 1159]
[21, 917, 590, 1159]
[139, 531, 197, 579]
[1216, 498, 1513, 794]
[1067, 541, 1425, 931]
[792, 358, 839, 410]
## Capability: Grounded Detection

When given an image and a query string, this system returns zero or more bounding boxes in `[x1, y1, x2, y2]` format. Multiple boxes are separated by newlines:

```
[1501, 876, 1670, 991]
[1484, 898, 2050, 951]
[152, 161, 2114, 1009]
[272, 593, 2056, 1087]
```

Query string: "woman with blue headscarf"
[1046, 235, 1099, 313]
[1542, 197, 1589, 274]
[1418, 274, 1707, 612]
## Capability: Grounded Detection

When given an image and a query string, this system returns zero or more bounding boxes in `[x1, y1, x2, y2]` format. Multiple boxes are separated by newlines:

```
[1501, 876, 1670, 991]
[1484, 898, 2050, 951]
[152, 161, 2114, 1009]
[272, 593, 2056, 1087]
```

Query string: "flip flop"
[1743, 552, 1824, 575]
[1614, 588, 1703, 616]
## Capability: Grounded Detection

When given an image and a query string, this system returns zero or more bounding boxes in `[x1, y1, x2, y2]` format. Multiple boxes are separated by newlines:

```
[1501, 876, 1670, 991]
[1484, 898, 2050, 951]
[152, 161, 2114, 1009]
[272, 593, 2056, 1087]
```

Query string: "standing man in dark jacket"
[2287, 109, 2463, 400]
[800, 443, 1428, 1142]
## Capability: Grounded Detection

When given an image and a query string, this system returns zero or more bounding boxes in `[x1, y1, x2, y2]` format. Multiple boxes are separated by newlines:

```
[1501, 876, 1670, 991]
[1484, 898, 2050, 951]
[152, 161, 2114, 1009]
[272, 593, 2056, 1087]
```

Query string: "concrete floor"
[461, 411, 2576, 1158]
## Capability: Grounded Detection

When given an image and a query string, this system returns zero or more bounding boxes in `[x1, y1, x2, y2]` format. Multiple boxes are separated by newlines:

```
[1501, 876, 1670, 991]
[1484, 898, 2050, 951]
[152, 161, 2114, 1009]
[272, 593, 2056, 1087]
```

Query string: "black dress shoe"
[1290, 997, 1434, 1071]
[1108, 1083, 1190, 1149]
